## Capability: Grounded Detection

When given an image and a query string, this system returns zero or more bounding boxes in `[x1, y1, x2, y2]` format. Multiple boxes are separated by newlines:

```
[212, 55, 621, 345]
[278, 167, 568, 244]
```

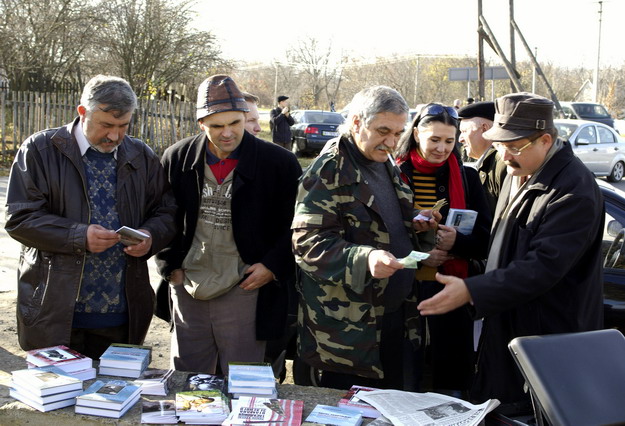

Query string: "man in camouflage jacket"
[292, 86, 437, 390]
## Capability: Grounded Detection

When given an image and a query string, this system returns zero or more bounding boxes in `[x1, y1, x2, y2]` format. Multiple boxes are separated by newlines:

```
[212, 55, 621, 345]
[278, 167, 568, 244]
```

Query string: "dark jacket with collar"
[269, 107, 295, 143]
[5, 118, 177, 351]
[466, 141, 604, 404]
[476, 147, 507, 216]
[156, 131, 302, 339]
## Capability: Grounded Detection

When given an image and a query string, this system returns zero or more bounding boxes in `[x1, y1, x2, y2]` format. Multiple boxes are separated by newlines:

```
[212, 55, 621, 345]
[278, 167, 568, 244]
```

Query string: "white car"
[555, 119, 625, 182]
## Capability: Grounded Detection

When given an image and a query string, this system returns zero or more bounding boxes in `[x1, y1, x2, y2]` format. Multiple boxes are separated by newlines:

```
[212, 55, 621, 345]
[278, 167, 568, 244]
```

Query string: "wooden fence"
[0, 90, 199, 160]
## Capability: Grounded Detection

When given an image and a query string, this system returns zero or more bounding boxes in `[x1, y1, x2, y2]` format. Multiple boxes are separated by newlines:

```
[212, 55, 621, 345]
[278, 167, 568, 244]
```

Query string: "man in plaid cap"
[157, 75, 302, 374]
[418, 92, 604, 414]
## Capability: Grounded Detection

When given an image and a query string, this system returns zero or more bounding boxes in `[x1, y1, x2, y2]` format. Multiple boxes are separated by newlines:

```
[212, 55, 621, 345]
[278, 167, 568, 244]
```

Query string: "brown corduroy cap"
[196, 75, 249, 121]
[483, 92, 554, 142]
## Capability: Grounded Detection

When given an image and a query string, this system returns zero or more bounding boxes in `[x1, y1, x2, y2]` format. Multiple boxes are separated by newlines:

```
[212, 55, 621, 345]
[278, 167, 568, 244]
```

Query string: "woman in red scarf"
[396, 103, 492, 397]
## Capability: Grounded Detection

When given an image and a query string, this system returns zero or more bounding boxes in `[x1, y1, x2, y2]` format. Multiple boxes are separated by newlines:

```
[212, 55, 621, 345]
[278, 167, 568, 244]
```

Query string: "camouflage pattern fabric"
[292, 136, 424, 379]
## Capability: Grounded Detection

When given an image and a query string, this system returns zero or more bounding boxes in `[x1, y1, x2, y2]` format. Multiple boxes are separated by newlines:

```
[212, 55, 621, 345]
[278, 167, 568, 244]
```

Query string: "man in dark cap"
[418, 92, 604, 414]
[458, 101, 507, 215]
[270, 95, 295, 149]
[157, 75, 302, 374]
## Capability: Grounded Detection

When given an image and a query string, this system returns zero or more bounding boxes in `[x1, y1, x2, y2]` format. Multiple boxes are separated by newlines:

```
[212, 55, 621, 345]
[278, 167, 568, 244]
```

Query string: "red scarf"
[410, 148, 469, 278]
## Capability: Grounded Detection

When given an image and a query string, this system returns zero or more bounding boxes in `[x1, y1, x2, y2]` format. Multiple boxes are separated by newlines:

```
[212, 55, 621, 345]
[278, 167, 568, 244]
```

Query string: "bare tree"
[0, 0, 96, 91]
[94, 0, 225, 98]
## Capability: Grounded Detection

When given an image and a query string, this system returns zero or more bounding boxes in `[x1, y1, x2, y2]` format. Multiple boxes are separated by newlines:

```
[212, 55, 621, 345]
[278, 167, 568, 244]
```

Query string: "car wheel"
[608, 161, 625, 182]
[292, 356, 321, 387]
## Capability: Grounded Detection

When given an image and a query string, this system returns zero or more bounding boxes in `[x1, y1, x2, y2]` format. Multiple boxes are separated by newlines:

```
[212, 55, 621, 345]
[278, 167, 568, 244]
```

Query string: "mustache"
[505, 160, 520, 168]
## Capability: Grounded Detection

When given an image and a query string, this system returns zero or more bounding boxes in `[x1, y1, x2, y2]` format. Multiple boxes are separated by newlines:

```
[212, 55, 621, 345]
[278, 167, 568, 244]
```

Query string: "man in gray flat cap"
[157, 75, 302, 374]
[458, 101, 507, 216]
[418, 92, 604, 414]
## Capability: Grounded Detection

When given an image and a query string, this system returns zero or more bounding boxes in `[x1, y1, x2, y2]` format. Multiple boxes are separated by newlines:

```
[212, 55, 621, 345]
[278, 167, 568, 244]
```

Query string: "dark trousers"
[319, 307, 406, 390]
[70, 324, 129, 359]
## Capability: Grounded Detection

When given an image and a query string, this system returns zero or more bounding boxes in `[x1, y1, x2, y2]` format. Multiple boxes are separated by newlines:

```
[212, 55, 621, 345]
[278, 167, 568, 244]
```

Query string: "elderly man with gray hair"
[292, 86, 440, 390]
[5, 75, 177, 359]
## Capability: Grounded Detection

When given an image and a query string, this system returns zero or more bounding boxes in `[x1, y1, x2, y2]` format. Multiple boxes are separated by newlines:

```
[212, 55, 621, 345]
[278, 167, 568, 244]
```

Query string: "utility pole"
[592, 1, 603, 102]
[532, 47, 537, 93]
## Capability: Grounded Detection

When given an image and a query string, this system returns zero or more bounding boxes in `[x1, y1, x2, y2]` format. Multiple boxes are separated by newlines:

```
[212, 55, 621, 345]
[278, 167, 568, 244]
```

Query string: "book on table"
[26, 345, 92, 373]
[338, 385, 382, 418]
[141, 399, 178, 424]
[181, 372, 227, 394]
[228, 362, 276, 388]
[98, 343, 151, 371]
[75, 379, 141, 411]
[10, 380, 82, 404]
[11, 365, 83, 396]
[74, 393, 141, 419]
[136, 368, 175, 396]
[9, 388, 78, 412]
[98, 365, 145, 378]
[175, 389, 230, 424]
[303, 404, 363, 426]
[223, 396, 304, 426]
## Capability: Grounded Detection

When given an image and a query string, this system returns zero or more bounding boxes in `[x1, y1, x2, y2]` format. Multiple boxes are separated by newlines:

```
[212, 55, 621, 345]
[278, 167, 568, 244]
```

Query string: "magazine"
[223, 396, 304, 426]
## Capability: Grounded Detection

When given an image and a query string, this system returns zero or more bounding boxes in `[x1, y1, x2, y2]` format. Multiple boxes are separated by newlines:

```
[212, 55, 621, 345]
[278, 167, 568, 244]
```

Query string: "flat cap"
[483, 93, 554, 142]
[458, 101, 495, 121]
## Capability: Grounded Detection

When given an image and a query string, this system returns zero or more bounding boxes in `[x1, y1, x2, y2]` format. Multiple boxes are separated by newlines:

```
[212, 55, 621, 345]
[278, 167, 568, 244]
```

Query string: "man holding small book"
[5, 75, 177, 359]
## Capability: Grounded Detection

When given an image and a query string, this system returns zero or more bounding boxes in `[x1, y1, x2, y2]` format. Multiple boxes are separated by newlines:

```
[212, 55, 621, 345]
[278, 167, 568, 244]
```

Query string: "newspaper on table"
[358, 389, 500, 426]
[397, 251, 430, 269]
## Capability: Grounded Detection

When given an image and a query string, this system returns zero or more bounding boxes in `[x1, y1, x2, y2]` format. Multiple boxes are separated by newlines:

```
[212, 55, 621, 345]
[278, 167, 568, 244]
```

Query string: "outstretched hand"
[418, 272, 472, 315]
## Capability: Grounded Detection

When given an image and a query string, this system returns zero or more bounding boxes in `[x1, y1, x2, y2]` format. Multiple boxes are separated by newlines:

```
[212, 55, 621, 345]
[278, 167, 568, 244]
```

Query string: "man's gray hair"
[341, 85, 408, 135]
[80, 75, 138, 117]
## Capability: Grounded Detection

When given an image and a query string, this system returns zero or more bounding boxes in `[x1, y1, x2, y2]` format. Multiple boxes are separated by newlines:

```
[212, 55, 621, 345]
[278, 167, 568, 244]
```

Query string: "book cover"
[304, 404, 363, 426]
[26, 345, 92, 373]
[175, 390, 230, 422]
[75, 393, 140, 418]
[9, 388, 77, 412]
[10, 381, 82, 405]
[338, 385, 382, 419]
[11, 365, 83, 396]
[76, 379, 141, 410]
[444, 208, 478, 235]
[141, 399, 178, 424]
[136, 368, 174, 395]
[223, 396, 304, 426]
[99, 343, 151, 370]
[228, 362, 276, 388]
[182, 372, 226, 393]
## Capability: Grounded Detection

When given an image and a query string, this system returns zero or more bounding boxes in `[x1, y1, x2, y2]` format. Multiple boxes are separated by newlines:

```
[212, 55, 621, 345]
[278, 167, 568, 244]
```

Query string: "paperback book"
[141, 399, 178, 424]
[303, 404, 363, 426]
[75, 379, 141, 411]
[74, 394, 140, 419]
[99, 343, 151, 371]
[98, 365, 144, 378]
[223, 396, 304, 426]
[11, 365, 83, 396]
[9, 388, 77, 412]
[444, 208, 478, 235]
[10, 381, 82, 405]
[26, 345, 92, 373]
[175, 390, 230, 424]
[182, 372, 227, 393]
[136, 368, 175, 395]
[338, 385, 382, 418]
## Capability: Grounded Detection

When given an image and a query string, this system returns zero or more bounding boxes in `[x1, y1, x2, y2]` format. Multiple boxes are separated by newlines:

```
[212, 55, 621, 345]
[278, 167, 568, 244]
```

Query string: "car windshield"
[573, 103, 611, 119]
[555, 123, 578, 140]
[302, 112, 344, 124]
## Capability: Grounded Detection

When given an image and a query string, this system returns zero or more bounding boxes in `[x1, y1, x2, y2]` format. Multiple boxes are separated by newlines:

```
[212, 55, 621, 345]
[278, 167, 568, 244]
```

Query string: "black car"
[290, 110, 344, 156]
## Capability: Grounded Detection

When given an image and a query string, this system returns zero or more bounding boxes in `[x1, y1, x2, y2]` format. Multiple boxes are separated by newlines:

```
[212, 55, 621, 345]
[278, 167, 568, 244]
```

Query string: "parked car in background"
[555, 119, 625, 182]
[290, 110, 344, 156]
[559, 101, 615, 128]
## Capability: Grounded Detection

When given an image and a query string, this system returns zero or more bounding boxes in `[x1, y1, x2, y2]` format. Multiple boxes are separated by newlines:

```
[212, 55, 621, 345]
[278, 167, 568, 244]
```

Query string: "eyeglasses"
[492, 135, 541, 156]
[419, 104, 459, 120]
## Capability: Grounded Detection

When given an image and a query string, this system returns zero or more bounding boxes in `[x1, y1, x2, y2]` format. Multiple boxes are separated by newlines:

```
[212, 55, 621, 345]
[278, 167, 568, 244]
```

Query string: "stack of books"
[135, 368, 175, 396]
[338, 385, 382, 419]
[75, 379, 141, 419]
[141, 399, 178, 424]
[98, 343, 151, 378]
[304, 404, 363, 426]
[175, 389, 230, 424]
[227, 362, 277, 398]
[223, 396, 304, 425]
[26, 345, 95, 380]
[9, 365, 83, 412]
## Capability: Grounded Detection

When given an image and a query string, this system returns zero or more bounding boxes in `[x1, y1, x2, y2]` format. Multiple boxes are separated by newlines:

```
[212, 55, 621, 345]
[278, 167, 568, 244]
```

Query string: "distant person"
[396, 103, 492, 396]
[292, 85, 440, 390]
[453, 99, 462, 110]
[458, 101, 507, 215]
[5, 75, 177, 359]
[269, 95, 295, 149]
[242, 91, 262, 136]
[418, 93, 604, 415]
[466, 97, 475, 105]
[330, 101, 336, 112]
[157, 75, 301, 375]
